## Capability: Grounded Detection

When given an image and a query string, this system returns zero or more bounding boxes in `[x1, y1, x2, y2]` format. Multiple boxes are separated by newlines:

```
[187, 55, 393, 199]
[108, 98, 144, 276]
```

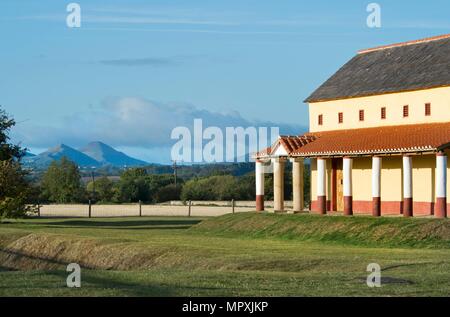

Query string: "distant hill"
[22, 142, 149, 169]
[24, 144, 101, 168]
[79, 141, 148, 167]
[23, 151, 36, 157]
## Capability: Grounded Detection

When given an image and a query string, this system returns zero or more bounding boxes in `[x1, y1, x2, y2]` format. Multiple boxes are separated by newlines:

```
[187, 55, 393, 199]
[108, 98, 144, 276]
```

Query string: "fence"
[35, 200, 260, 218]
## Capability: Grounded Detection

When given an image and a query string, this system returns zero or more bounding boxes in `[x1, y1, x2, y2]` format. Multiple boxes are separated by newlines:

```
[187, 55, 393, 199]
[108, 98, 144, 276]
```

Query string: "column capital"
[271, 157, 287, 163]
[289, 157, 304, 163]
[437, 151, 447, 157]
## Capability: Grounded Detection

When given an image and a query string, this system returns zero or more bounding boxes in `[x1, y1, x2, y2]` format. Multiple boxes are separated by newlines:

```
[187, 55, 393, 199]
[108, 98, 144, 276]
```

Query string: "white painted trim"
[343, 157, 353, 197]
[403, 156, 413, 199]
[371, 157, 382, 198]
[436, 155, 447, 198]
[272, 143, 288, 157]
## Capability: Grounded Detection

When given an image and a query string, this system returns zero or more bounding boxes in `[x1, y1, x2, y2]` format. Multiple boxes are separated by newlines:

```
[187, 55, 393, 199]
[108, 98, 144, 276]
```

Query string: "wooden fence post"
[139, 200, 142, 217]
[88, 200, 92, 218]
[232, 199, 235, 214]
[37, 202, 41, 217]
[188, 200, 192, 217]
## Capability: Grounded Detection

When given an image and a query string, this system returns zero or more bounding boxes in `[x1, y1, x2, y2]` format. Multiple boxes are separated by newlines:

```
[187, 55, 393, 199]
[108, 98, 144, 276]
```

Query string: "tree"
[0, 161, 35, 218]
[86, 176, 115, 203]
[115, 171, 149, 203]
[41, 157, 85, 203]
[0, 108, 25, 161]
[0, 107, 34, 218]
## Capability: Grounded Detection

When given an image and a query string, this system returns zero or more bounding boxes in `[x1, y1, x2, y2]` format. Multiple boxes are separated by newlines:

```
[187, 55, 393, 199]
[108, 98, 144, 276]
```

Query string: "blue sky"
[1, 0, 449, 163]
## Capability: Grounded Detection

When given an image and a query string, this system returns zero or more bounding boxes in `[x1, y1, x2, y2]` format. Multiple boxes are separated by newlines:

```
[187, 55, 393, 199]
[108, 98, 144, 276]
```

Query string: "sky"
[1, 0, 450, 163]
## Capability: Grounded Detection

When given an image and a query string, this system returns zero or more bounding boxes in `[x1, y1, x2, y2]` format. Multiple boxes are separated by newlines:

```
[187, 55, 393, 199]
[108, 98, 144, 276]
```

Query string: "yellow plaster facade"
[309, 86, 450, 132]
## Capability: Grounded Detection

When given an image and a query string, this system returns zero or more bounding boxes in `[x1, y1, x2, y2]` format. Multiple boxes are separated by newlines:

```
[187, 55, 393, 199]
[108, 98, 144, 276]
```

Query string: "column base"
[435, 197, 447, 218]
[344, 196, 353, 216]
[317, 196, 326, 215]
[256, 195, 264, 212]
[403, 198, 413, 217]
[372, 197, 381, 217]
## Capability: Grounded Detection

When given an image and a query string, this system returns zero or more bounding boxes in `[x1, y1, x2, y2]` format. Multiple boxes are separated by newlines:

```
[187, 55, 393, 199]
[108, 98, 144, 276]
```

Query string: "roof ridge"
[358, 33, 450, 54]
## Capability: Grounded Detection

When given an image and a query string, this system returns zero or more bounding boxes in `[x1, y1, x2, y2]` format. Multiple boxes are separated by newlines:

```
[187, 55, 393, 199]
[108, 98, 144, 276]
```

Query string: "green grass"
[1, 213, 450, 296]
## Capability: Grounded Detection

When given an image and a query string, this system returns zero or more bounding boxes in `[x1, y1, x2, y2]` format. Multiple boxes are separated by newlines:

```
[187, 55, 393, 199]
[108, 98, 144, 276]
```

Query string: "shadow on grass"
[50, 270, 175, 296]
[0, 268, 175, 296]
[24, 219, 202, 229]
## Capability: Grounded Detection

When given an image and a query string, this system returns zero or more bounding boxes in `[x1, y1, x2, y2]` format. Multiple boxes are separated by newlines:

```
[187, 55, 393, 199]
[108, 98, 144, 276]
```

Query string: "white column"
[371, 156, 382, 216]
[403, 155, 413, 217]
[255, 160, 265, 211]
[343, 157, 353, 215]
[273, 158, 285, 212]
[317, 158, 327, 214]
[291, 158, 304, 213]
[435, 152, 447, 218]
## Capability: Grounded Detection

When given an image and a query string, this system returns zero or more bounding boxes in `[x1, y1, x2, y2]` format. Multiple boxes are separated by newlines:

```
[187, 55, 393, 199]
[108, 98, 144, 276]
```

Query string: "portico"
[254, 34, 450, 218]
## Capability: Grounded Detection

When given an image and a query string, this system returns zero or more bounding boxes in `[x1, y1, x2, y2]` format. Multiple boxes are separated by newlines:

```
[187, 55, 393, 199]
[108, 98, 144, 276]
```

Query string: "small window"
[381, 107, 386, 119]
[338, 112, 343, 124]
[425, 103, 431, 116]
[403, 105, 409, 118]
[359, 109, 364, 121]
[318, 114, 323, 126]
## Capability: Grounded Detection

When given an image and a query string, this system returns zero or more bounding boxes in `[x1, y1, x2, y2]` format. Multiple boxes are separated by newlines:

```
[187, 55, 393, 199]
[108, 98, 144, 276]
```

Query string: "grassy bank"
[192, 213, 450, 248]
[0, 214, 450, 296]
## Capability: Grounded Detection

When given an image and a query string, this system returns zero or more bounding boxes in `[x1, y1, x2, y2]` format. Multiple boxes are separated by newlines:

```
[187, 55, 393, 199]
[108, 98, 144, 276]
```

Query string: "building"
[254, 34, 450, 218]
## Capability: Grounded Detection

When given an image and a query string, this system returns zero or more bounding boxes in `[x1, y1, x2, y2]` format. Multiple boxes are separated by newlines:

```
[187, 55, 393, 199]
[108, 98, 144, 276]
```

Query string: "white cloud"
[13, 97, 304, 152]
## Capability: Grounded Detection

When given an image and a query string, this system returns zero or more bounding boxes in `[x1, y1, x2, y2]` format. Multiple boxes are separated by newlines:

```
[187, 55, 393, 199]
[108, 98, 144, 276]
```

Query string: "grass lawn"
[0, 213, 450, 296]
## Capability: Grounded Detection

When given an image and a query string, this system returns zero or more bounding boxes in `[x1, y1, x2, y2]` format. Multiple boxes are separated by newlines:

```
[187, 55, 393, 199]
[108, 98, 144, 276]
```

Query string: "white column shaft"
[255, 161, 265, 196]
[403, 156, 413, 199]
[291, 158, 304, 212]
[317, 158, 326, 196]
[273, 159, 285, 211]
[372, 157, 382, 198]
[436, 155, 447, 198]
[343, 158, 353, 197]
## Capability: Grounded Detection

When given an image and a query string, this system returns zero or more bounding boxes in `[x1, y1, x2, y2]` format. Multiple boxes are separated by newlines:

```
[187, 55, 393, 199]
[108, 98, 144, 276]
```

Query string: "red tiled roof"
[293, 122, 450, 157]
[255, 122, 450, 158]
[254, 135, 316, 158]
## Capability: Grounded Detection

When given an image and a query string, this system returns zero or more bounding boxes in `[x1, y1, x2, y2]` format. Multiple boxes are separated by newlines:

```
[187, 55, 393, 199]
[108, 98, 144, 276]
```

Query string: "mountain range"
[23, 141, 148, 168]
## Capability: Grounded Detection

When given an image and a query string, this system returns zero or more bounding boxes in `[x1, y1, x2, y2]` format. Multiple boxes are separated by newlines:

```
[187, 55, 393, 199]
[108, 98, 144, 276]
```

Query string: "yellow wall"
[310, 155, 447, 205]
[308, 86, 450, 132]
[352, 157, 372, 201]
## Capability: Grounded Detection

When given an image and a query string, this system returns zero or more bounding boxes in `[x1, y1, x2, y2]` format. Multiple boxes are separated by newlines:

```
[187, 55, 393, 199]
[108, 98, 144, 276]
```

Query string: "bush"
[181, 175, 240, 201]
[155, 184, 181, 203]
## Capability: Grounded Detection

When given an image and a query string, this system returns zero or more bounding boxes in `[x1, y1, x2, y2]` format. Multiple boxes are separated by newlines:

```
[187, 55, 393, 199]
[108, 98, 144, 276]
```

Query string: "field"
[0, 212, 450, 296]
